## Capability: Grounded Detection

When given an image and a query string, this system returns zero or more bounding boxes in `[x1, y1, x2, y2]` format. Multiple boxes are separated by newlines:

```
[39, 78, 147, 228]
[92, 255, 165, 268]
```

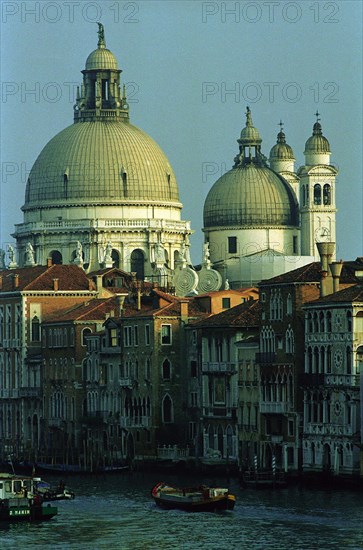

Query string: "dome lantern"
[234, 107, 265, 167]
[74, 23, 129, 123]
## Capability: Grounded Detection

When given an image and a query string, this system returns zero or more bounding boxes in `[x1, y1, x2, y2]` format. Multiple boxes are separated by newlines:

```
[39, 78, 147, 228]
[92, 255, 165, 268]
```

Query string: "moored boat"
[0, 473, 58, 522]
[33, 478, 75, 501]
[151, 482, 235, 512]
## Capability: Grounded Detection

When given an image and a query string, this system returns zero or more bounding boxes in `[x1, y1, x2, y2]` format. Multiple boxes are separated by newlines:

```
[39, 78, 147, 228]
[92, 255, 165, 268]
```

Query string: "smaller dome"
[304, 121, 330, 153]
[85, 46, 118, 70]
[270, 129, 295, 160]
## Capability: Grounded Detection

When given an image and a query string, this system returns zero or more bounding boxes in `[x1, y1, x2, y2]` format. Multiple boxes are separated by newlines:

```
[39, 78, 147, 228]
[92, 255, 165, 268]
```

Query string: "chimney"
[47, 257, 52, 267]
[53, 278, 59, 292]
[0, 276, 2, 290]
[116, 293, 128, 316]
[316, 242, 335, 297]
[180, 299, 189, 321]
[137, 289, 141, 311]
[330, 261, 343, 293]
[96, 275, 103, 292]
[13, 274, 19, 289]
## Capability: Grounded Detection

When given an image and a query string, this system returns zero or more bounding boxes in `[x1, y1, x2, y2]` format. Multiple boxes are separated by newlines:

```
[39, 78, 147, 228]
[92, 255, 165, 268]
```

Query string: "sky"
[1, 0, 362, 265]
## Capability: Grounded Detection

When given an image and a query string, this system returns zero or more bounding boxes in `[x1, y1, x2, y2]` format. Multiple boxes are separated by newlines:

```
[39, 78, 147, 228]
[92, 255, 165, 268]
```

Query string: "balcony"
[0, 389, 21, 398]
[255, 352, 277, 364]
[325, 374, 360, 387]
[48, 417, 64, 428]
[120, 416, 151, 428]
[81, 411, 109, 426]
[119, 378, 133, 388]
[305, 422, 354, 436]
[203, 405, 237, 418]
[260, 401, 290, 414]
[19, 387, 42, 398]
[201, 362, 237, 374]
[299, 373, 325, 387]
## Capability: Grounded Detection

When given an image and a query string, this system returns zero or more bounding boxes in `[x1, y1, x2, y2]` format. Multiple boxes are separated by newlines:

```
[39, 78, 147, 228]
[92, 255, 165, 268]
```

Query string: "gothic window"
[319, 311, 325, 332]
[346, 311, 352, 332]
[286, 327, 294, 354]
[31, 316, 40, 342]
[145, 358, 151, 380]
[323, 184, 331, 205]
[145, 324, 150, 346]
[314, 184, 322, 205]
[162, 358, 171, 380]
[0, 307, 4, 342]
[190, 360, 197, 377]
[327, 311, 332, 332]
[287, 293, 293, 315]
[346, 347, 352, 374]
[162, 394, 173, 423]
[82, 328, 92, 346]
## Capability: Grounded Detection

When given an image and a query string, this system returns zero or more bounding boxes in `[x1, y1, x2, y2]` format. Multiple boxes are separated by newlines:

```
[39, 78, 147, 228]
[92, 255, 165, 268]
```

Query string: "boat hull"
[0, 501, 58, 522]
[151, 482, 235, 512]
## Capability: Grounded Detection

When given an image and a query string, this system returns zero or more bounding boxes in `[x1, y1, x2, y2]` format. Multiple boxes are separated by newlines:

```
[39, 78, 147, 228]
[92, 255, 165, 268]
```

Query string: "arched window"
[31, 316, 40, 342]
[287, 293, 292, 315]
[323, 184, 331, 205]
[314, 184, 321, 205]
[162, 394, 173, 423]
[50, 250, 62, 265]
[82, 327, 92, 346]
[130, 249, 144, 280]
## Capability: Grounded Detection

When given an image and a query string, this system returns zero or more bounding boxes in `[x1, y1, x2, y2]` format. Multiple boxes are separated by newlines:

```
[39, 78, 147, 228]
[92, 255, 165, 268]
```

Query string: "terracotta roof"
[46, 296, 121, 322]
[192, 299, 262, 328]
[306, 284, 363, 306]
[0, 265, 94, 292]
[259, 260, 361, 286]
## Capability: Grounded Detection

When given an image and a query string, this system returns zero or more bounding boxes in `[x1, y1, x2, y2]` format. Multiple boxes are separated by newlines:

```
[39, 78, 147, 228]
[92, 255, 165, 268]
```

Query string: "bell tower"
[298, 112, 338, 260]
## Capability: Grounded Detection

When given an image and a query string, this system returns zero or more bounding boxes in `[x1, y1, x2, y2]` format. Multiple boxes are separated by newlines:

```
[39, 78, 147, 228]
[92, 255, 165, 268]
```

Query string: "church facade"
[4, 27, 339, 296]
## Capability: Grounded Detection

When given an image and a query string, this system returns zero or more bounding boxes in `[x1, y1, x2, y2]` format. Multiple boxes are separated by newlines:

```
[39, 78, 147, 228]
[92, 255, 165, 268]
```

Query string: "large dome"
[23, 121, 180, 210]
[203, 163, 298, 228]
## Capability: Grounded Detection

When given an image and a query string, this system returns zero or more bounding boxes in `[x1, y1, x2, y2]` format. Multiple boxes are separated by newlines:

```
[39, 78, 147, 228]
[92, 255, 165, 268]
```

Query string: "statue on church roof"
[97, 22, 105, 47]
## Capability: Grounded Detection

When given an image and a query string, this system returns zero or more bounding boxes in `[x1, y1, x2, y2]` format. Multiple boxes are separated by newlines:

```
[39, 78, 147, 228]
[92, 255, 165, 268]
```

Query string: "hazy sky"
[1, 0, 362, 264]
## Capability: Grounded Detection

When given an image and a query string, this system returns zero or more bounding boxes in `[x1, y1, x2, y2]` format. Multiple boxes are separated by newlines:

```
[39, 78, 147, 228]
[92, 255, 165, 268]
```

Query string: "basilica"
[1, 27, 361, 479]
[7, 25, 337, 292]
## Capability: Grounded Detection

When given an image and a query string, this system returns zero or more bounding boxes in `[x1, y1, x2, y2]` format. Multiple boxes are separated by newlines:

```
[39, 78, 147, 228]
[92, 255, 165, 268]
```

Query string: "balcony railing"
[157, 445, 190, 460]
[19, 387, 42, 398]
[305, 422, 354, 436]
[202, 362, 237, 374]
[120, 416, 151, 428]
[203, 405, 237, 418]
[260, 401, 290, 414]
[119, 378, 133, 388]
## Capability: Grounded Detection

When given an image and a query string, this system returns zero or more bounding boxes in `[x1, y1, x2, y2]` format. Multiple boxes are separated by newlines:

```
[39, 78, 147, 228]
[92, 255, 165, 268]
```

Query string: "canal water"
[1, 472, 362, 550]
